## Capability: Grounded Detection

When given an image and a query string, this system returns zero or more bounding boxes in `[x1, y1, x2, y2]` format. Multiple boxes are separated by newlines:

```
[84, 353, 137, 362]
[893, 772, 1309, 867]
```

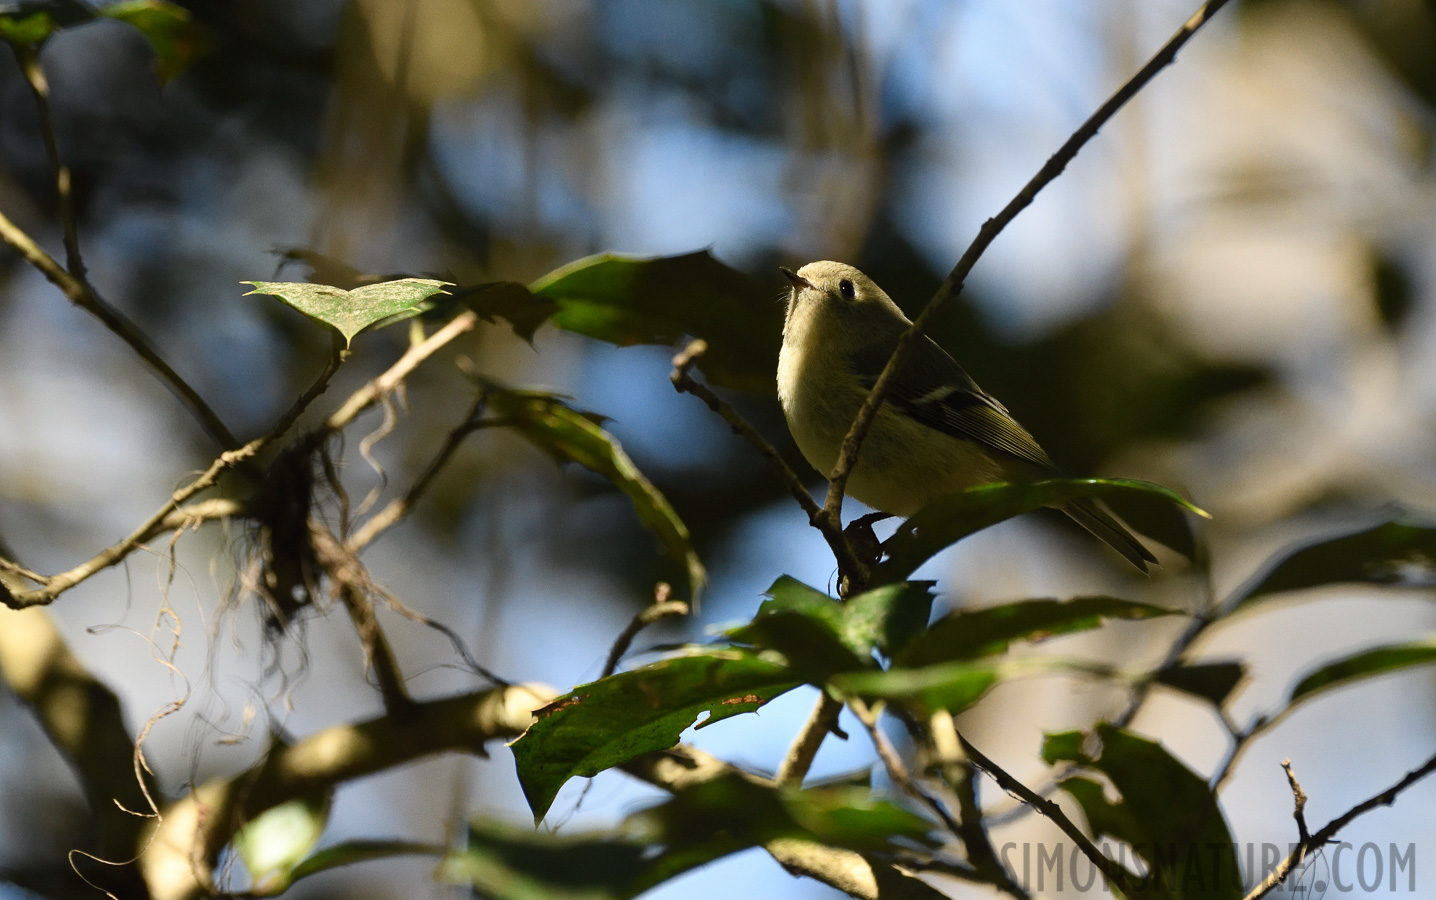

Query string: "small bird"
[777, 260, 1156, 572]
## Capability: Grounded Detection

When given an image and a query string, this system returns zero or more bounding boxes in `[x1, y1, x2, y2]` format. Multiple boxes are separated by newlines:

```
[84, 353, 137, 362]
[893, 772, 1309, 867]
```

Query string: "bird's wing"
[850, 335, 1056, 470]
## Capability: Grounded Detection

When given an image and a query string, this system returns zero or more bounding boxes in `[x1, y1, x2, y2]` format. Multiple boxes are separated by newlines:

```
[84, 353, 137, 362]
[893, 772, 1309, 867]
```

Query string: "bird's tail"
[1063, 499, 1158, 573]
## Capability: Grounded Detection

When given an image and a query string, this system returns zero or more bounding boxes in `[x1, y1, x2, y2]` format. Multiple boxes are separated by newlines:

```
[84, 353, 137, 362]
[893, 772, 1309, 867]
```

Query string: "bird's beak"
[779, 267, 812, 290]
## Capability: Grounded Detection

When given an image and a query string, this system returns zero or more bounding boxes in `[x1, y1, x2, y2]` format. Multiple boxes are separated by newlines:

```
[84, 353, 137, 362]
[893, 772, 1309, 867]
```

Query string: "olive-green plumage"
[777, 260, 1155, 572]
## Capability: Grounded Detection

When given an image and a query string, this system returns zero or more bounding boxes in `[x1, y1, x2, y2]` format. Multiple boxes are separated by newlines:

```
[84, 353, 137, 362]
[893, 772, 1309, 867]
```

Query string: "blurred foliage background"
[2, 0, 1436, 897]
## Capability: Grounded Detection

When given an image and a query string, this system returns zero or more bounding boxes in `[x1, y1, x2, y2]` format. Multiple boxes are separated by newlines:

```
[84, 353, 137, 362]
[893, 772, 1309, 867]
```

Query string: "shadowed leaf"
[1289, 640, 1436, 705]
[510, 649, 800, 822]
[896, 596, 1175, 668]
[874, 478, 1206, 586]
[1046, 724, 1242, 899]
[832, 657, 1117, 713]
[99, 0, 208, 82]
[243, 278, 452, 346]
[1234, 519, 1436, 610]
[487, 389, 704, 601]
[452, 281, 558, 343]
[1154, 661, 1245, 707]
[531, 250, 782, 392]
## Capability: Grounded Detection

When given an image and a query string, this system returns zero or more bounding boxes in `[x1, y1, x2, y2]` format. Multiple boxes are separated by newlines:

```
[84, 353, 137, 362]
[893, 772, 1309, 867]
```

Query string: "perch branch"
[601, 583, 690, 678]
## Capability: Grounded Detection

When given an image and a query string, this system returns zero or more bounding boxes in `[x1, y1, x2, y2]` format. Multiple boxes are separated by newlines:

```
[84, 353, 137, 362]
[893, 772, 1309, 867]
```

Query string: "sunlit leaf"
[730, 578, 934, 680]
[451, 281, 558, 343]
[1233, 519, 1436, 610]
[487, 389, 704, 601]
[1289, 639, 1436, 705]
[531, 251, 782, 392]
[510, 649, 800, 822]
[243, 278, 452, 346]
[0, 10, 54, 44]
[1153, 661, 1245, 707]
[99, 0, 208, 82]
[1046, 724, 1242, 899]
[896, 596, 1175, 668]
[231, 794, 331, 894]
[874, 478, 1207, 586]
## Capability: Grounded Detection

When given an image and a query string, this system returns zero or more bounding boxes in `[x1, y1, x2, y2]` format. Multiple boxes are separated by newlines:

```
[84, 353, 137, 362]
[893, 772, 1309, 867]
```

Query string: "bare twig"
[601, 583, 690, 678]
[959, 733, 1133, 894]
[848, 699, 965, 842]
[819, 0, 1233, 533]
[346, 395, 488, 550]
[774, 691, 845, 787]
[1281, 758, 1311, 845]
[669, 340, 866, 583]
[0, 205, 239, 450]
[325, 310, 478, 431]
[141, 683, 555, 900]
[1243, 749, 1436, 900]
[5, 349, 345, 607]
[13, 45, 84, 280]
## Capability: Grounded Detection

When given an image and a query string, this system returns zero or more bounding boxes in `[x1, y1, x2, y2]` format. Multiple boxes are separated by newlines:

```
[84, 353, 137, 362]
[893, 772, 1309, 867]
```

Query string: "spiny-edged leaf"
[832, 657, 1117, 713]
[1153, 661, 1246, 707]
[99, 0, 208, 82]
[1233, 519, 1436, 610]
[511, 649, 800, 822]
[487, 389, 704, 601]
[231, 794, 331, 893]
[451, 281, 558, 343]
[896, 596, 1175, 668]
[731, 578, 935, 680]
[530, 250, 782, 392]
[874, 478, 1207, 585]
[443, 778, 933, 900]
[243, 278, 452, 346]
[283, 841, 442, 892]
[0, 10, 54, 43]
[1047, 724, 1242, 899]
[1289, 639, 1436, 705]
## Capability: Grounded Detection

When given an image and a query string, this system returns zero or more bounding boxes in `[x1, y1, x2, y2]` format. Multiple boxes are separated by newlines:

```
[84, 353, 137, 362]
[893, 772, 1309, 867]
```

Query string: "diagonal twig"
[819, 0, 1233, 537]
[601, 583, 690, 678]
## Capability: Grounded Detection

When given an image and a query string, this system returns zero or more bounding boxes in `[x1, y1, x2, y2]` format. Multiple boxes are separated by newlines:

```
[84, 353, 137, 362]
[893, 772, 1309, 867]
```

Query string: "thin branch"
[1281, 758, 1311, 845]
[0, 206, 239, 450]
[848, 699, 965, 843]
[13, 45, 84, 280]
[669, 340, 866, 582]
[774, 691, 845, 787]
[5, 349, 344, 607]
[346, 396, 487, 551]
[819, 0, 1232, 533]
[141, 684, 555, 900]
[927, 710, 1027, 898]
[959, 733, 1133, 894]
[325, 309, 478, 431]
[601, 583, 690, 678]
[1242, 749, 1436, 900]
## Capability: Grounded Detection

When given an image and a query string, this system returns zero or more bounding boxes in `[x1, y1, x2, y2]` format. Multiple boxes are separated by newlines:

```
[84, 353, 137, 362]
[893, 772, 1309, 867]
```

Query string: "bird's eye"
[838, 279, 855, 300]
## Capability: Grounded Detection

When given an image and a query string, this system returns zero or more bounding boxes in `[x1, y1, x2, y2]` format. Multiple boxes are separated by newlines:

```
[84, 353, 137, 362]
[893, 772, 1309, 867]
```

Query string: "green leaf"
[1153, 661, 1246, 707]
[510, 649, 800, 822]
[874, 478, 1207, 585]
[99, 0, 208, 83]
[451, 281, 558, 343]
[231, 795, 331, 894]
[1234, 519, 1436, 610]
[832, 657, 1116, 713]
[284, 841, 442, 893]
[531, 251, 782, 392]
[486, 389, 704, 601]
[1289, 639, 1436, 704]
[730, 578, 935, 680]
[0, 11, 55, 44]
[443, 778, 934, 900]
[896, 596, 1175, 668]
[243, 278, 453, 346]
[1047, 724, 1242, 899]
